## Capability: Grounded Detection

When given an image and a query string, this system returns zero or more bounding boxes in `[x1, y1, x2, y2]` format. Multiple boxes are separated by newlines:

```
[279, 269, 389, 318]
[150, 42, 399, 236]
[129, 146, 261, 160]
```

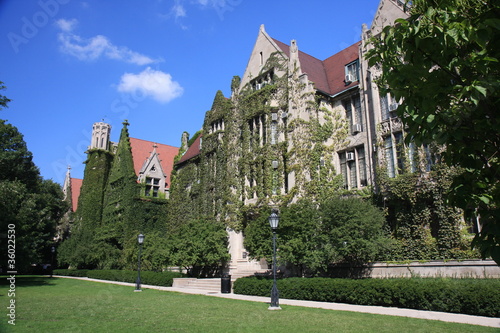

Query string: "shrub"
[53, 269, 184, 287]
[53, 269, 89, 277]
[233, 276, 500, 317]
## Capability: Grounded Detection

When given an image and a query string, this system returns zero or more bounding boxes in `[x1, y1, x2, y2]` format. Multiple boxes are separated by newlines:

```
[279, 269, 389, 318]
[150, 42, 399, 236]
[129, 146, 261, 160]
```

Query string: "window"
[343, 99, 353, 130]
[145, 177, 161, 197]
[384, 132, 406, 178]
[423, 144, 434, 172]
[380, 93, 398, 120]
[345, 60, 359, 82]
[358, 146, 367, 186]
[343, 94, 363, 134]
[339, 145, 367, 189]
[380, 94, 389, 121]
[211, 119, 224, 133]
[394, 132, 405, 173]
[409, 142, 417, 173]
[251, 70, 274, 91]
[340, 153, 348, 189]
[270, 121, 277, 144]
[385, 136, 395, 178]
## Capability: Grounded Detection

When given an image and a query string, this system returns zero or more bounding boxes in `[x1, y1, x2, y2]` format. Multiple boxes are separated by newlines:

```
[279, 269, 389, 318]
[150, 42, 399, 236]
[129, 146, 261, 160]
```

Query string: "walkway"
[57, 276, 500, 329]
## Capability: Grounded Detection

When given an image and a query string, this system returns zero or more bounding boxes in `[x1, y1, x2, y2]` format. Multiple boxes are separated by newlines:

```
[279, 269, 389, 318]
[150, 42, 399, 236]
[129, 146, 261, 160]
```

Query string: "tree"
[319, 197, 389, 268]
[0, 81, 12, 110]
[243, 198, 389, 276]
[171, 217, 230, 277]
[0, 119, 40, 189]
[0, 115, 67, 271]
[366, 0, 500, 264]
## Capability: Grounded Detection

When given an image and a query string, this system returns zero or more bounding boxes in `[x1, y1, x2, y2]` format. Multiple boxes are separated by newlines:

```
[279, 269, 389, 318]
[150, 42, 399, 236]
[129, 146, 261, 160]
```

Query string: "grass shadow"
[0, 275, 57, 288]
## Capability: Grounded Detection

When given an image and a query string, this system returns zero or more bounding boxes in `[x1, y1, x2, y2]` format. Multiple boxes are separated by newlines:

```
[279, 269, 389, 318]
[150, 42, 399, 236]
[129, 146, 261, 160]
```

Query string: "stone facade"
[172, 1, 416, 275]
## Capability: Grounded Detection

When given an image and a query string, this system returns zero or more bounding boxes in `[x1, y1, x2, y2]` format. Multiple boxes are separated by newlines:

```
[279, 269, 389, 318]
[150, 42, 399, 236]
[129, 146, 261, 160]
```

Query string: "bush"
[53, 269, 184, 287]
[53, 269, 89, 277]
[233, 276, 500, 317]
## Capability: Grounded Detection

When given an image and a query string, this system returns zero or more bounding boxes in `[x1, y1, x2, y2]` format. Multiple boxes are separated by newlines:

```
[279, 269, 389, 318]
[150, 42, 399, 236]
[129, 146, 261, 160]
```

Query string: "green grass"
[0, 276, 497, 333]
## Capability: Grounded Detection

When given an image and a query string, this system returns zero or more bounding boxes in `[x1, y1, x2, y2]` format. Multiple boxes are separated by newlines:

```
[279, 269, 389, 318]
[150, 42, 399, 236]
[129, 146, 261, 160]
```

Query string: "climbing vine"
[170, 50, 350, 233]
[375, 162, 477, 261]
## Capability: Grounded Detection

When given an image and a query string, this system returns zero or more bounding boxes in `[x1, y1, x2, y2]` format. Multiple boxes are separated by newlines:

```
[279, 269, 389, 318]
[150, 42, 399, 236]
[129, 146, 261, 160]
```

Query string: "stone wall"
[364, 260, 500, 278]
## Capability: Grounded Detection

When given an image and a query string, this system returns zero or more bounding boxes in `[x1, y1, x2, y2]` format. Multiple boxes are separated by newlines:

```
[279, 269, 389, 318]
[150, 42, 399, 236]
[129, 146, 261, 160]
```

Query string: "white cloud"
[117, 67, 183, 103]
[55, 18, 160, 65]
[172, 3, 186, 18]
[56, 18, 78, 32]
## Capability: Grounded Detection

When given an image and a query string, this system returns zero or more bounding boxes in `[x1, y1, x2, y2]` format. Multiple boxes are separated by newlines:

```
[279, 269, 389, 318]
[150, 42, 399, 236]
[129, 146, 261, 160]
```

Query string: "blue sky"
[0, 0, 380, 184]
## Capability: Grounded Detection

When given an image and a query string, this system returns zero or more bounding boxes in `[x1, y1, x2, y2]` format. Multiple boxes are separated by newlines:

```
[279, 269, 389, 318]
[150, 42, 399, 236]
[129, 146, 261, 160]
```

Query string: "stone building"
[169, 0, 421, 276]
[62, 121, 179, 211]
[64, 0, 427, 275]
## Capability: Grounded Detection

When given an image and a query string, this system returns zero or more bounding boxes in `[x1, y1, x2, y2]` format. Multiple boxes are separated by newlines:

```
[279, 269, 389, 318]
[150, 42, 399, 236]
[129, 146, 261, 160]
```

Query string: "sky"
[0, 0, 380, 184]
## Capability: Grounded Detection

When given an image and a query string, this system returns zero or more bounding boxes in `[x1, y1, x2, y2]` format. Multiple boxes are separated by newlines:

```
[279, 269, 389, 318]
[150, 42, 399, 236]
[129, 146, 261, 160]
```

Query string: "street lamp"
[50, 246, 55, 278]
[268, 210, 281, 310]
[135, 234, 145, 292]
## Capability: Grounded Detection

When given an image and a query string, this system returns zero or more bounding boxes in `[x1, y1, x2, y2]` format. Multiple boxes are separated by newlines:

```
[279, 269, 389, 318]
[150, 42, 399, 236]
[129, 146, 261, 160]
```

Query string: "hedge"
[53, 269, 184, 287]
[233, 276, 500, 318]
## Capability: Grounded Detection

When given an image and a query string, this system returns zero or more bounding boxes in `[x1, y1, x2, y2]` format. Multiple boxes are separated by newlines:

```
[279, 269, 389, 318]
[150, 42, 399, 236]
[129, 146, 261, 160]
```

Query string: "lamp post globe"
[135, 234, 145, 292]
[268, 210, 281, 310]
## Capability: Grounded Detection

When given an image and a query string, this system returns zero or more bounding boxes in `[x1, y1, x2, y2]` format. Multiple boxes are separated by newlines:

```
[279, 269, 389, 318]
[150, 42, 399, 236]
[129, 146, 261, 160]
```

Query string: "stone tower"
[90, 121, 111, 150]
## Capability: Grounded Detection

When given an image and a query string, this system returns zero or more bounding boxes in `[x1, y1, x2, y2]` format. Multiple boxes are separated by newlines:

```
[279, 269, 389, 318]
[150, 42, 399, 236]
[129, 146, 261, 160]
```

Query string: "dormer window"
[345, 60, 359, 83]
[145, 177, 160, 197]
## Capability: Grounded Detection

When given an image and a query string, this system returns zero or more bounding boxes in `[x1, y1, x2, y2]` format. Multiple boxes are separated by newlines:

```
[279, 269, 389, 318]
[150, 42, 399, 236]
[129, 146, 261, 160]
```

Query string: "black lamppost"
[135, 234, 145, 292]
[50, 246, 55, 278]
[268, 210, 281, 310]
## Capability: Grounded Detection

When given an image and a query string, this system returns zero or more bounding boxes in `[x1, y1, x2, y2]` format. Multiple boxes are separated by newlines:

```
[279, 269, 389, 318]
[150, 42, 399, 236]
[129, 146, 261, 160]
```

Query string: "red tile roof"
[177, 134, 202, 164]
[272, 38, 360, 96]
[70, 178, 82, 212]
[129, 137, 179, 188]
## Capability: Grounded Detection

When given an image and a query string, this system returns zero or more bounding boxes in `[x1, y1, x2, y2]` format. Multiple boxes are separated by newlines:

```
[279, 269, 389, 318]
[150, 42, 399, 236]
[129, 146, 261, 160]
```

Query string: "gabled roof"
[323, 42, 360, 96]
[177, 134, 202, 165]
[70, 178, 82, 212]
[272, 38, 330, 94]
[129, 138, 179, 188]
[272, 38, 360, 96]
[139, 148, 166, 177]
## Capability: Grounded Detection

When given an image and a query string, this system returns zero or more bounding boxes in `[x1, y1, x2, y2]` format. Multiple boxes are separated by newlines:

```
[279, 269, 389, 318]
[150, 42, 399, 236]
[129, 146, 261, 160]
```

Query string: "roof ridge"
[130, 137, 179, 149]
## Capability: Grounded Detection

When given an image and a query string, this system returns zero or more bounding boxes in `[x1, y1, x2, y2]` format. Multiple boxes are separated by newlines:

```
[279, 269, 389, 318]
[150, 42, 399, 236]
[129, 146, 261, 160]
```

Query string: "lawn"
[0, 276, 496, 333]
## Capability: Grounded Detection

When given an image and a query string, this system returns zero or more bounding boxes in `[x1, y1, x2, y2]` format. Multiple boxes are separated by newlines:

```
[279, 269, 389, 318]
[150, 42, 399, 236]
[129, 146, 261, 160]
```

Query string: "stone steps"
[172, 268, 271, 293]
[229, 269, 269, 280]
[173, 278, 222, 293]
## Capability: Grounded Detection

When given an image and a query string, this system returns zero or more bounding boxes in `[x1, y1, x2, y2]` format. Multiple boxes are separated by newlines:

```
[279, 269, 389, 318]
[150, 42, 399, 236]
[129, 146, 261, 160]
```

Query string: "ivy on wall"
[170, 51, 350, 235]
[100, 121, 139, 267]
[58, 148, 113, 269]
[375, 163, 477, 261]
[60, 121, 171, 270]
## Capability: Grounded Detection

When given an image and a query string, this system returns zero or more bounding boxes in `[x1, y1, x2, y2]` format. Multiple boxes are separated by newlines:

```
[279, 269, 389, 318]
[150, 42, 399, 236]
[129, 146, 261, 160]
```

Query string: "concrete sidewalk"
[57, 276, 500, 329]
